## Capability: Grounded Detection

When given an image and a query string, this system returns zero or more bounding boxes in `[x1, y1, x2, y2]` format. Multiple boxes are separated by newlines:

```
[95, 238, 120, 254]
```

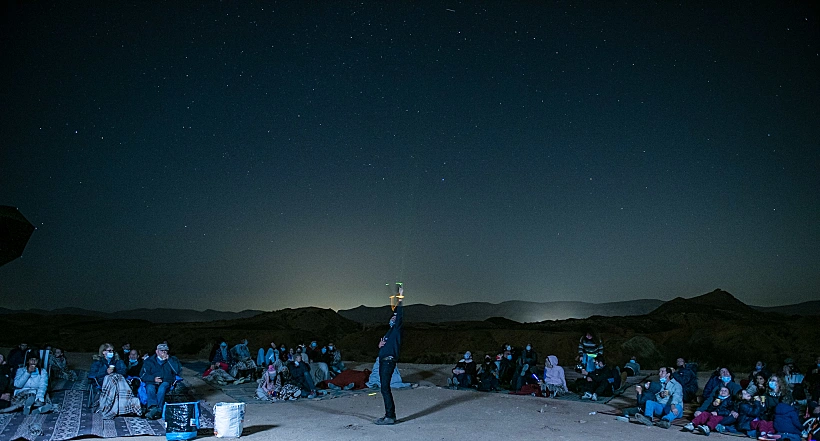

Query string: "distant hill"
[754, 300, 820, 316]
[338, 299, 667, 324]
[0, 307, 265, 323]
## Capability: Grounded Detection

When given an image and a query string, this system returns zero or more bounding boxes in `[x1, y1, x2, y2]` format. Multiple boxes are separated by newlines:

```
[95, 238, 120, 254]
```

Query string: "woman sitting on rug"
[540, 355, 568, 397]
[0, 355, 50, 414]
[90, 343, 141, 419]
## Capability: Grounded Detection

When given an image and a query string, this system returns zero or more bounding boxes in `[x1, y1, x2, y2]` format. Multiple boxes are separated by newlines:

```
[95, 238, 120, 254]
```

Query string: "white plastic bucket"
[213, 402, 245, 438]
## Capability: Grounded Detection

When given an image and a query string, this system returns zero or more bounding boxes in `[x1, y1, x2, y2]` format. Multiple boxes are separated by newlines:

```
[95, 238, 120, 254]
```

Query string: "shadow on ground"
[400, 393, 483, 423]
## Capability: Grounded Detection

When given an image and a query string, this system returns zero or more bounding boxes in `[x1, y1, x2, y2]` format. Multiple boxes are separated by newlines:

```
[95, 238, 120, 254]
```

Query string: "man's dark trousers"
[379, 358, 396, 419]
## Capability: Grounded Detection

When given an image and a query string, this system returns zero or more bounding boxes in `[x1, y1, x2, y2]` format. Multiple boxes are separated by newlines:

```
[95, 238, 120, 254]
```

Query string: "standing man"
[375, 286, 404, 425]
[140, 343, 182, 420]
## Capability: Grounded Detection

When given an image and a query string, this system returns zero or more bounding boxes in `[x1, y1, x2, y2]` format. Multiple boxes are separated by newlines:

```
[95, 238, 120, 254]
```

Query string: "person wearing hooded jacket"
[541, 355, 568, 397]
[671, 357, 698, 403]
[684, 386, 734, 435]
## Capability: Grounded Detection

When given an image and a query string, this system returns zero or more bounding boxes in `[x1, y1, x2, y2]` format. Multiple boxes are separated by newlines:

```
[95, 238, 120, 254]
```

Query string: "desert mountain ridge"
[0, 289, 818, 323]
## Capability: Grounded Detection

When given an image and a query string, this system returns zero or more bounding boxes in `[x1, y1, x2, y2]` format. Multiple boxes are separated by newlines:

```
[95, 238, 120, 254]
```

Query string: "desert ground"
[46, 353, 715, 441]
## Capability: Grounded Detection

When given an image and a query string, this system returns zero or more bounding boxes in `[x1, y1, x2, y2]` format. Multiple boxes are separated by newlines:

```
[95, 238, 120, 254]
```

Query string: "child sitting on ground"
[684, 386, 733, 436]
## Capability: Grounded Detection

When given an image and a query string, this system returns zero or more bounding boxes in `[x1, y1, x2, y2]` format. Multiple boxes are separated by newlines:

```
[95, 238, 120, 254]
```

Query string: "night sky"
[1, 2, 818, 312]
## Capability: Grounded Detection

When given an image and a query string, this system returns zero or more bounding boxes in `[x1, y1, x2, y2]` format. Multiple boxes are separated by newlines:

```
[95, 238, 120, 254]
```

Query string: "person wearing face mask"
[635, 367, 683, 429]
[498, 349, 515, 387]
[448, 351, 477, 389]
[513, 344, 538, 392]
[685, 386, 734, 435]
[671, 357, 698, 403]
[806, 355, 820, 415]
[375, 286, 404, 425]
[702, 367, 741, 402]
[0, 356, 50, 415]
[90, 343, 141, 419]
[748, 360, 771, 384]
[578, 357, 618, 401]
[715, 390, 765, 435]
[140, 343, 182, 420]
[325, 343, 345, 376]
[211, 341, 234, 372]
[118, 343, 132, 363]
[780, 358, 806, 402]
[89, 343, 126, 385]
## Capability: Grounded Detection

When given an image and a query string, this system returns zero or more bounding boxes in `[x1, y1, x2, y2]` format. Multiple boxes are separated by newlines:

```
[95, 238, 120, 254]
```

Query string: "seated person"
[89, 343, 126, 385]
[6, 343, 31, 377]
[513, 344, 538, 392]
[304, 343, 330, 384]
[579, 357, 617, 401]
[634, 366, 682, 428]
[497, 350, 515, 387]
[477, 354, 499, 392]
[212, 341, 234, 372]
[1, 355, 49, 415]
[620, 355, 640, 390]
[203, 361, 239, 385]
[772, 402, 803, 441]
[449, 351, 476, 388]
[119, 343, 132, 363]
[747, 373, 768, 396]
[140, 343, 182, 420]
[715, 389, 764, 435]
[325, 343, 345, 376]
[91, 343, 140, 419]
[748, 360, 771, 385]
[671, 357, 698, 403]
[0, 354, 12, 409]
[49, 348, 77, 381]
[230, 339, 257, 379]
[780, 358, 806, 401]
[702, 367, 741, 401]
[540, 355, 568, 397]
[623, 355, 641, 377]
[621, 379, 661, 419]
[684, 386, 734, 436]
[124, 349, 144, 395]
[258, 342, 278, 367]
[286, 354, 316, 399]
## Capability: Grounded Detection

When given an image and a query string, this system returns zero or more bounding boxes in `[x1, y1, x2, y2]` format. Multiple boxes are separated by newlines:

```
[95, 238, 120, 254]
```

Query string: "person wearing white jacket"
[12, 355, 49, 414]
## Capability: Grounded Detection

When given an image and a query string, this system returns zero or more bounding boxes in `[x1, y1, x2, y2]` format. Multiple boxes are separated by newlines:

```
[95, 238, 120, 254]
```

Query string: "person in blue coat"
[88, 343, 126, 385]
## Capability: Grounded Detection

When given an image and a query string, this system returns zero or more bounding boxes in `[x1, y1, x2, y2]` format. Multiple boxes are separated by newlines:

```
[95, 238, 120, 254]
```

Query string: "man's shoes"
[328, 383, 341, 391]
[591, 393, 598, 401]
[581, 392, 592, 400]
[697, 424, 710, 436]
[145, 406, 161, 420]
[683, 423, 695, 431]
[634, 413, 653, 426]
[655, 420, 671, 429]
[307, 391, 317, 399]
[374, 417, 396, 425]
[715, 424, 726, 433]
[344, 383, 355, 390]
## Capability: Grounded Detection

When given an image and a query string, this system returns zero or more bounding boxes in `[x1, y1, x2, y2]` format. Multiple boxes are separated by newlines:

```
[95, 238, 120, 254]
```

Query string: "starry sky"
[1, 2, 818, 312]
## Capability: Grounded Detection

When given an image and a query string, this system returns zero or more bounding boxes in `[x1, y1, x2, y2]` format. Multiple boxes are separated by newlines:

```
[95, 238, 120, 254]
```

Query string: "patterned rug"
[0, 371, 214, 441]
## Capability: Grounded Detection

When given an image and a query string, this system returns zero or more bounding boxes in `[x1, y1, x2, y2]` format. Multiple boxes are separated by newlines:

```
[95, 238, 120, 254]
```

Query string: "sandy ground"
[32, 353, 710, 441]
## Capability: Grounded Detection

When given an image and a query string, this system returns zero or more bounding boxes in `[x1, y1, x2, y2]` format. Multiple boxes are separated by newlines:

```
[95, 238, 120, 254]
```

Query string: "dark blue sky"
[2, 2, 818, 312]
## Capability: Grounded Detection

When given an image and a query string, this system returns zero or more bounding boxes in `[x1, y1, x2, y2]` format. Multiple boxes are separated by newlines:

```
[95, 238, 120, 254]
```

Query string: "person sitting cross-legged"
[0, 355, 50, 415]
[449, 351, 477, 389]
[684, 386, 734, 436]
[634, 366, 683, 429]
[139, 343, 182, 420]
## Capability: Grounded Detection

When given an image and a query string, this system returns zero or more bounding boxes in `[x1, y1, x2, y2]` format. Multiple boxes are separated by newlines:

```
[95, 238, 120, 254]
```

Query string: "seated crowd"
[201, 338, 347, 402]
[0, 341, 184, 421]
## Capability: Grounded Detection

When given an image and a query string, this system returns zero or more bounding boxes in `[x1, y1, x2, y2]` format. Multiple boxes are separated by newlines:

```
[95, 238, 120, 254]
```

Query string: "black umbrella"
[0, 205, 35, 267]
